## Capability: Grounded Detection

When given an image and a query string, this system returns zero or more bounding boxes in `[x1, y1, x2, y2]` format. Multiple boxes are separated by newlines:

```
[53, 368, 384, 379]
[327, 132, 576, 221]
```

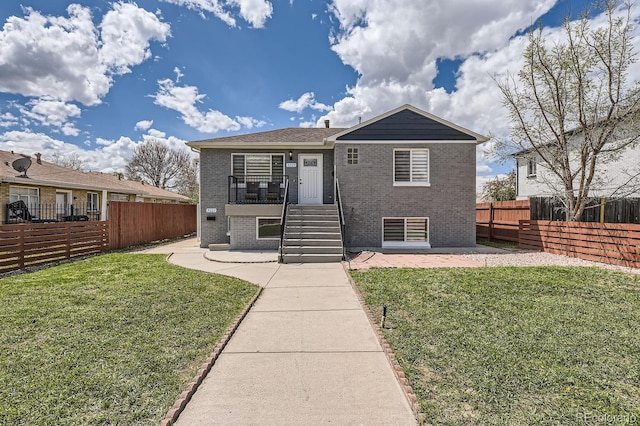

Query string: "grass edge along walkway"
[0, 253, 257, 425]
[351, 266, 640, 426]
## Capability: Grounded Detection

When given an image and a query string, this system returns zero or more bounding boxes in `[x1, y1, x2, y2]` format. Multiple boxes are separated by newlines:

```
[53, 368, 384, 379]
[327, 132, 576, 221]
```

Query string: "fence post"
[18, 225, 25, 270]
[488, 202, 495, 242]
[600, 198, 605, 223]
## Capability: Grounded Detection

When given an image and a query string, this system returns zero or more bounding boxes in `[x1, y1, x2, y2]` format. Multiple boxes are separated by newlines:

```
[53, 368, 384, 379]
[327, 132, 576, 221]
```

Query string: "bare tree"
[125, 139, 193, 190]
[482, 170, 516, 201]
[174, 158, 199, 203]
[495, 0, 640, 221]
[51, 152, 86, 170]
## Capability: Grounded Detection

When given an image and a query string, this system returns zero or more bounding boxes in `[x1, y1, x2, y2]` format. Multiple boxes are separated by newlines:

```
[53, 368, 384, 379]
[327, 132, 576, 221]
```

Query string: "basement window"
[382, 217, 430, 247]
[256, 217, 280, 239]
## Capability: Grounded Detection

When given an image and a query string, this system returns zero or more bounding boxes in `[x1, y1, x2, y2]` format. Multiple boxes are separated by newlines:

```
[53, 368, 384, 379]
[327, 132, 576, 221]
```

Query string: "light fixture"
[288, 150, 293, 160]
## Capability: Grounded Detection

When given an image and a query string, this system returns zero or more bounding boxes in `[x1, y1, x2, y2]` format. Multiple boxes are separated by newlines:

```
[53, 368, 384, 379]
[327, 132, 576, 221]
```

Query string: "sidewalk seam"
[342, 262, 425, 425]
[160, 285, 264, 426]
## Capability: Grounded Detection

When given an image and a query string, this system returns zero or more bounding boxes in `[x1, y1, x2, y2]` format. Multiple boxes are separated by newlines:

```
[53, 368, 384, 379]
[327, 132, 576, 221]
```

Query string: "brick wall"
[335, 142, 476, 248]
[229, 217, 279, 250]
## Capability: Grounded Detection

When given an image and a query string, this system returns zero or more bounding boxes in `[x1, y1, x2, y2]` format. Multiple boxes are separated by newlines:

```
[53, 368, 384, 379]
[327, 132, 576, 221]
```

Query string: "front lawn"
[352, 267, 640, 425]
[0, 254, 256, 425]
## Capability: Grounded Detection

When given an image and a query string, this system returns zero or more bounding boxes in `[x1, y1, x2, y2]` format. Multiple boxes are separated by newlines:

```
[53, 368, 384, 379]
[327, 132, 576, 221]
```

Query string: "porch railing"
[228, 175, 289, 204]
[335, 178, 346, 260]
[278, 179, 290, 263]
[5, 201, 100, 224]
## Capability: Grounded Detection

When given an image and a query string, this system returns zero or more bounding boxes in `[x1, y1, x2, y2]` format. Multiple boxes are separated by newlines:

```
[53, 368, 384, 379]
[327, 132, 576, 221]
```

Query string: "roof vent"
[35, 152, 42, 164]
[324, 119, 330, 128]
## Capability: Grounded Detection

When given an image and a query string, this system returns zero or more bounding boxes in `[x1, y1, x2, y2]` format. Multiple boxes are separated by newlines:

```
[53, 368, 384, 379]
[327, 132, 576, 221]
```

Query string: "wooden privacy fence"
[0, 221, 109, 274]
[476, 200, 531, 242]
[108, 202, 197, 250]
[519, 220, 640, 268]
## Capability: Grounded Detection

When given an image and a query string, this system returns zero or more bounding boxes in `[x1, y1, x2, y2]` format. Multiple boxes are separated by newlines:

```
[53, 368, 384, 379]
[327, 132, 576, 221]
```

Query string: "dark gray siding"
[335, 142, 476, 248]
[198, 148, 333, 248]
[337, 110, 476, 141]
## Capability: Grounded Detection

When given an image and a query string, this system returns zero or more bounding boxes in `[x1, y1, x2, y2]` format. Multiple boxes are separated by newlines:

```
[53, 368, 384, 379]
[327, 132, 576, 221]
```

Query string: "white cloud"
[99, 2, 171, 74]
[0, 3, 169, 107]
[236, 116, 267, 129]
[0, 112, 18, 128]
[153, 75, 265, 134]
[135, 120, 154, 131]
[0, 129, 191, 174]
[20, 99, 82, 127]
[279, 92, 332, 113]
[320, 0, 640, 179]
[162, 0, 273, 28]
[153, 78, 241, 133]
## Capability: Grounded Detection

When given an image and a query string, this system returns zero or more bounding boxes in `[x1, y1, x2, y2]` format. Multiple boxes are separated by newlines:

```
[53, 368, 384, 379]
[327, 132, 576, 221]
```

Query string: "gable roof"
[186, 104, 489, 150]
[188, 127, 347, 149]
[0, 150, 189, 202]
[327, 104, 489, 143]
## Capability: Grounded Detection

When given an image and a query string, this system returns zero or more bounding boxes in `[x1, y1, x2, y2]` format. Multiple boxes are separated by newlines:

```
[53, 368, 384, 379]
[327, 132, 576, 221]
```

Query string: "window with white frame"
[382, 217, 430, 247]
[527, 159, 537, 177]
[232, 154, 284, 182]
[394, 149, 429, 185]
[10, 186, 39, 206]
[87, 192, 99, 211]
[347, 147, 358, 165]
[110, 194, 129, 201]
[256, 217, 280, 239]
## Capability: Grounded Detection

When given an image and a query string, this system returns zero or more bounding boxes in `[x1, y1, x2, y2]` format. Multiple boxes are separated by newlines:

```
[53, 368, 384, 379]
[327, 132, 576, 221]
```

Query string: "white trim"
[326, 104, 489, 143]
[393, 148, 430, 186]
[381, 217, 431, 248]
[230, 152, 285, 177]
[87, 191, 100, 212]
[298, 153, 323, 204]
[334, 139, 478, 144]
[256, 216, 281, 240]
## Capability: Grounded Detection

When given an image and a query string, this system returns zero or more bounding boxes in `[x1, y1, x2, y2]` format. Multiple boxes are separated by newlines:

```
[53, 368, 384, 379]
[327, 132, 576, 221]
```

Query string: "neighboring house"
[0, 149, 190, 224]
[514, 141, 640, 200]
[188, 104, 488, 261]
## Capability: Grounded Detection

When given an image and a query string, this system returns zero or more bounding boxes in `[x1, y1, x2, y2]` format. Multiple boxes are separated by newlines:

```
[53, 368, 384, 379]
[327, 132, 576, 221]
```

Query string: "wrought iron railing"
[335, 178, 346, 260]
[278, 179, 290, 263]
[5, 201, 100, 224]
[228, 175, 289, 204]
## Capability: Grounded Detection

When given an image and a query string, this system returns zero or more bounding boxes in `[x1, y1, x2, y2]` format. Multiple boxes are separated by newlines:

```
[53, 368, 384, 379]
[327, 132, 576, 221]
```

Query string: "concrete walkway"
[138, 239, 417, 425]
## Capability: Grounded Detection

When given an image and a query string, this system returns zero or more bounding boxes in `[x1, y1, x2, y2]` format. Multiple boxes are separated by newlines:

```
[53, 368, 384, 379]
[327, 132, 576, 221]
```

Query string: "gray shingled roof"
[190, 127, 347, 145]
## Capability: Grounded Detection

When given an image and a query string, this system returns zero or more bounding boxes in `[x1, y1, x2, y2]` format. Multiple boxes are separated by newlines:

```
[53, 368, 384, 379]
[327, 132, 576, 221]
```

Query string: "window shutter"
[411, 150, 429, 182]
[232, 155, 245, 176]
[406, 218, 428, 241]
[383, 219, 405, 242]
[394, 151, 411, 182]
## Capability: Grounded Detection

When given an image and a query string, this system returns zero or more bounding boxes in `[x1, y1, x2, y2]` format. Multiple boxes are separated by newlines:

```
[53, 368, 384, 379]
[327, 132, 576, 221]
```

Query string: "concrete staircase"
[281, 204, 343, 263]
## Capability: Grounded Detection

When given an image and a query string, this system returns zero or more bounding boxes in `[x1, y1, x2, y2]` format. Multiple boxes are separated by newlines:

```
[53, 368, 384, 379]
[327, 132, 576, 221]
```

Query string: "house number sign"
[206, 208, 217, 213]
[286, 162, 297, 168]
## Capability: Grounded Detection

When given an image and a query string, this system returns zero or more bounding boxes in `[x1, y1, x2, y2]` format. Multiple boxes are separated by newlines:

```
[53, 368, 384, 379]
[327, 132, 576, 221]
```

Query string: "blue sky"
[0, 0, 631, 192]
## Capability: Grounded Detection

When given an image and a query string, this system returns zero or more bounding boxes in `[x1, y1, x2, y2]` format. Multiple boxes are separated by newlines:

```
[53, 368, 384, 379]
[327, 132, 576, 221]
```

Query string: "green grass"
[351, 267, 640, 425]
[0, 254, 256, 425]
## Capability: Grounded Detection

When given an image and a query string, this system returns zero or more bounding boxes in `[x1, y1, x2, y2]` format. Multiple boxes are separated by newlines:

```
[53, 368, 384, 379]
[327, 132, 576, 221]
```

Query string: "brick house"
[0, 149, 189, 223]
[188, 104, 488, 262]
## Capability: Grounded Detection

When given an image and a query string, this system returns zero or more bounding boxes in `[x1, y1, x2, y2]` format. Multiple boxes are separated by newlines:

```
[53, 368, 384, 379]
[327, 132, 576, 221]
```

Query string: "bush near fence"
[0, 202, 197, 274]
[476, 200, 531, 243]
[519, 220, 640, 268]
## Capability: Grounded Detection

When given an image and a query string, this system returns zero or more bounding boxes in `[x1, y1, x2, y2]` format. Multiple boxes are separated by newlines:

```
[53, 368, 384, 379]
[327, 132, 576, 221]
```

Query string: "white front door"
[298, 154, 323, 204]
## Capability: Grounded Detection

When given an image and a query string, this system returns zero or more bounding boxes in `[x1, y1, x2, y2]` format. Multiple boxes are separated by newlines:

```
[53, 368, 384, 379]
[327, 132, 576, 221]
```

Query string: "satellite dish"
[12, 157, 32, 178]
